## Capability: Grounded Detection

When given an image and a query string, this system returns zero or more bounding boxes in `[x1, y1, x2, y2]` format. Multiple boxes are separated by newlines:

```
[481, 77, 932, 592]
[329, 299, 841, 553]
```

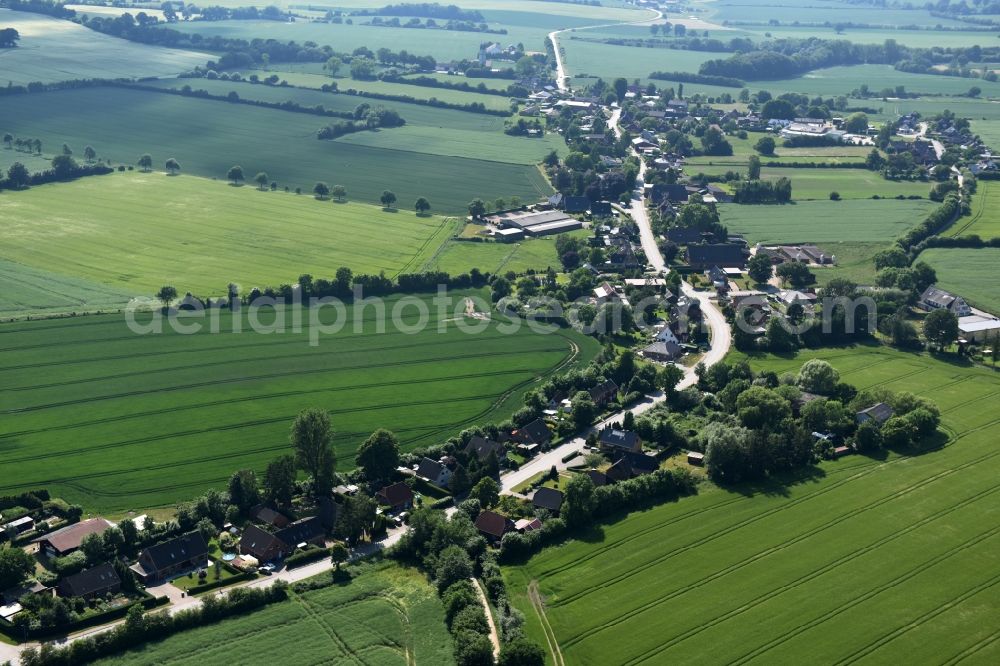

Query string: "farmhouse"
[34, 518, 114, 558]
[857, 402, 894, 425]
[131, 531, 209, 584]
[465, 436, 506, 463]
[641, 339, 683, 362]
[920, 285, 972, 317]
[532, 487, 564, 515]
[474, 510, 513, 543]
[377, 482, 414, 511]
[57, 563, 120, 600]
[564, 195, 591, 214]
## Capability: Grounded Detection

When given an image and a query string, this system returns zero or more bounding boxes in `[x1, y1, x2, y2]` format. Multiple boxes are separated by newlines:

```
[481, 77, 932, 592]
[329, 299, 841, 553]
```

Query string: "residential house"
[856, 402, 894, 425]
[589, 379, 619, 407]
[416, 457, 452, 488]
[464, 436, 506, 463]
[686, 244, 748, 270]
[564, 195, 591, 213]
[239, 524, 286, 562]
[655, 325, 680, 345]
[641, 340, 684, 362]
[34, 518, 114, 558]
[274, 516, 325, 551]
[606, 451, 658, 481]
[511, 418, 551, 448]
[920, 286, 972, 317]
[532, 487, 564, 515]
[650, 183, 689, 204]
[586, 470, 609, 487]
[667, 226, 711, 245]
[474, 510, 513, 543]
[57, 563, 120, 600]
[598, 427, 642, 454]
[252, 505, 290, 529]
[377, 482, 414, 511]
[131, 531, 209, 584]
[591, 200, 613, 216]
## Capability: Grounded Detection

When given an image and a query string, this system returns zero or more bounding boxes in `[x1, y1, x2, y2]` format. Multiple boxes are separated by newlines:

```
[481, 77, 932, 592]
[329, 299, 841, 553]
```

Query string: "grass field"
[729, 23, 1000, 49]
[427, 230, 589, 275]
[0, 87, 552, 213]
[947, 180, 1000, 239]
[0, 291, 598, 512]
[764, 64, 1000, 98]
[719, 199, 933, 244]
[94, 561, 454, 665]
[755, 167, 930, 200]
[0, 9, 208, 85]
[505, 344, 1000, 665]
[0, 173, 461, 311]
[685, 133, 874, 173]
[810, 241, 885, 289]
[920, 247, 1000, 314]
[561, 38, 727, 82]
[705, 0, 969, 28]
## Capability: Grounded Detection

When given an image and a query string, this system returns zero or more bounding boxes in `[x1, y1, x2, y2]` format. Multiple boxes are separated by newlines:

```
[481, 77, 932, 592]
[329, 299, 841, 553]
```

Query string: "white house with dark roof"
[920, 286, 972, 317]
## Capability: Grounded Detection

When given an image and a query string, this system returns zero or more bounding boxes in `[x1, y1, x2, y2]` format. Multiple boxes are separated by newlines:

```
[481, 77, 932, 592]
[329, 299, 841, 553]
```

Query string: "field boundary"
[528, 579, 564, 666]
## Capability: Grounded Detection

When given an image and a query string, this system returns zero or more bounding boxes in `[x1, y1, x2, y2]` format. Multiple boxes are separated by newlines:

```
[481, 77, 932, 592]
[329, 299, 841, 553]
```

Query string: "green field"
[0, 9, 208, 85]
[763, 64, 1000, 98]
[810, 241, 885, 288]
[948, 179, 1000, 239]
[561, 37, 727, 82]
[705, 0, 969, 28]
[0, 87, 552, 213]
[685, 133, 874, 172]
[720, 199, 933, 244]
[0, 292, 598, 512]
[505, 344, 1000, 665]
[920, 247, 1000, 314]
[755, 167, 930, 200]
[94, 561, 454, 665]
[0, 173, 461, 312]
[142, 78, 563, 164]
[428, 231, 588, 275]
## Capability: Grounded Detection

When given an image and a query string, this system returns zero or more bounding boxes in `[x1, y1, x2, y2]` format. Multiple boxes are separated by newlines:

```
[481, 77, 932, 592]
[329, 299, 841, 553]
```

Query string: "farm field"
[810, 241, 884, 288]
[427, 231, 588, 275]
[719, 199, 933, 244]
[755, 167, 930, 200]
[93, 561, 454, 666]
[0, 87, 553, 213]
[737, 24, 1000, 49]
[561, 37, 728, 82]
[0, 9, 208, 85]
[947, 179, 1000, 239]
[505, 344, 1000, 666]
[704, 0, 969, 27]
[685, 133, 874, 173]
[763, 64, 1000, 98]
[920, 247, 1000, 314]
[0, 173, 460, 306]
[143, 78, 563, 164]
[0, 259, 137, 321]
[0, 292, 599, 512]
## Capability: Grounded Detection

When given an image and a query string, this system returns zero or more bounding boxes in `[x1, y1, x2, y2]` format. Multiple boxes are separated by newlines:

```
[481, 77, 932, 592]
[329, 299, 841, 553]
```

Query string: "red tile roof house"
[239, 525, 286, 563]
[377, 482, 414, 511]
[474, 510, 513, 544]
[33, 518, 114, 558]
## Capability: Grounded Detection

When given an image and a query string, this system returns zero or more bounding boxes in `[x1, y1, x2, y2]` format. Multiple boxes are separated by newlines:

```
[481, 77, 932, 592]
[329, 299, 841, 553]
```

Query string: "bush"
[284, 546, 332, 569]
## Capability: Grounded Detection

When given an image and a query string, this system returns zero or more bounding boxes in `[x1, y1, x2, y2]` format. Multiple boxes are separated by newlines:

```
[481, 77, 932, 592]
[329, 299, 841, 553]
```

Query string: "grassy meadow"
[756, 167, 931, 200]
[94, 561, 454, 665]
[719, 199, 933, 245]
[505, 344, 1000, 665]
[560, 37, 727, 82]
[0, 86, 553, 214]
[427, 230, 589, 275]
[0, 292, 599, 512]
[919, 247, 1000, 315]
[0, 9, 208, 85]
[0, 173, 461, 310]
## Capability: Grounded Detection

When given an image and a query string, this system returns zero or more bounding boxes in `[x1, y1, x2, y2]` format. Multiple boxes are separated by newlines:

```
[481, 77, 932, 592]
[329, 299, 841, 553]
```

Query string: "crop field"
[736, 24, 1000, 49]
[561, 38, 728, 82]
[143, 78, 563, 164]
[505, 345, 1000, 665]
[0, 173, 464, 310]
[427, 230, 588, 275]
[685, 133, 874, 174]
[755, 167, 930, 200]
[764, 64, 1000, 98]
[94, 562, 454, 665]
[0, 87, 553, 213]
[920, 247, 1000, 314]
[0, 259, 138, 321]
[719, 198, 932, 245]
[704, 0, 968, 28]
[233, 63, 514, 111]
[947, 179, 1000, 239]
[0, 291, 599, 512]
[0, 9, 208, 85]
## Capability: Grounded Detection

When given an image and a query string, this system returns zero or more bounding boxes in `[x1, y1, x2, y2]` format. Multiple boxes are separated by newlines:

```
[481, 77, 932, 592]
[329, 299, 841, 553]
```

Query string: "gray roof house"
[857, 402, 894, 425]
